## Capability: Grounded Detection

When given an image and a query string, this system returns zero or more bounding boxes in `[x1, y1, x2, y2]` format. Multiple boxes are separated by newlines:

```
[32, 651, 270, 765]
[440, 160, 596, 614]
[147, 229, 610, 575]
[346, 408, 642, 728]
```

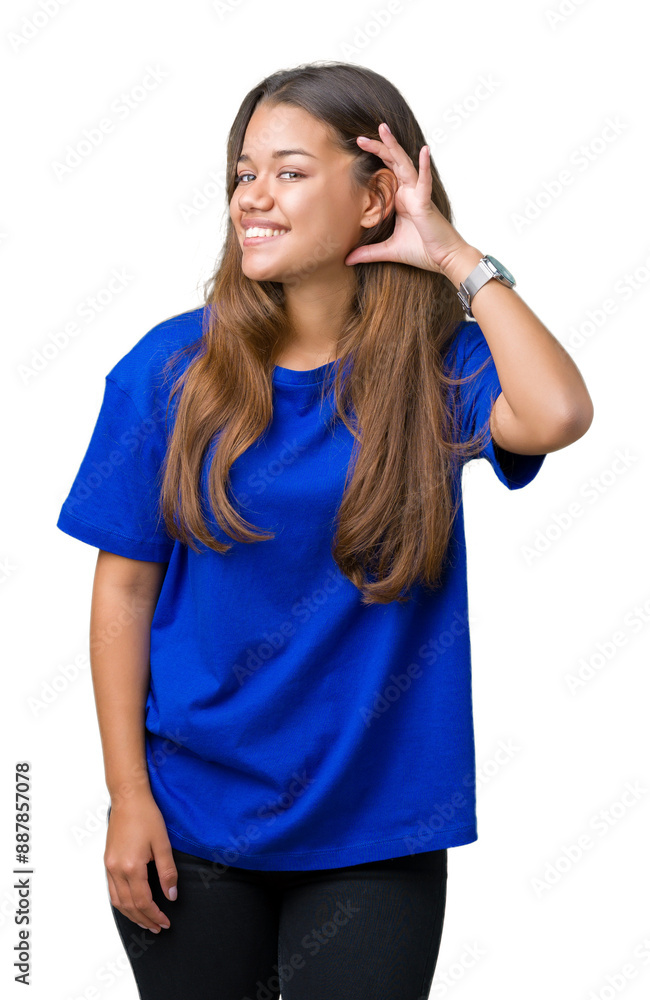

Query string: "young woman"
[57, 61, 593, 1000]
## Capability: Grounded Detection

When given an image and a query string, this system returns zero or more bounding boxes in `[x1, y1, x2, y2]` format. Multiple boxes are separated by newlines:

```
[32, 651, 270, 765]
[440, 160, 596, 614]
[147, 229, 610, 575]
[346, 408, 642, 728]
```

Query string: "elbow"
[549, 395, 595, 450]
[565, 391, 595, 439]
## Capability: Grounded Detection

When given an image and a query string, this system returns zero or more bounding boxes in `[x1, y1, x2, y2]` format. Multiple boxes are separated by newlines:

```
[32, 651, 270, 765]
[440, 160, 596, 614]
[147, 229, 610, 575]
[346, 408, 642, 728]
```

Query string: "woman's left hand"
[344, 122, 469, 276]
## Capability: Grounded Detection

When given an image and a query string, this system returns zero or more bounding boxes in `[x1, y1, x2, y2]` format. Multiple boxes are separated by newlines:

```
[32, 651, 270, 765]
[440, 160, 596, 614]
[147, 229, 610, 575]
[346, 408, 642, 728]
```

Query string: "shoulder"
[106, 305, 207, 416]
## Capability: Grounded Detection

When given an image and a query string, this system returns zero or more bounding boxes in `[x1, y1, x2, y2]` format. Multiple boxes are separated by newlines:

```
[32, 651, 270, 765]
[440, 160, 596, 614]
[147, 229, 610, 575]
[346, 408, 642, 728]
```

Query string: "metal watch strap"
[457, 255, 516, 318]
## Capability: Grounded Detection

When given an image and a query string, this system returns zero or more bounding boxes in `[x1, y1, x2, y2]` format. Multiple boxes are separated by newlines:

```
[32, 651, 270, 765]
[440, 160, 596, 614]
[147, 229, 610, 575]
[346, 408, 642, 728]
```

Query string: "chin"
[241, 264, 286, 283]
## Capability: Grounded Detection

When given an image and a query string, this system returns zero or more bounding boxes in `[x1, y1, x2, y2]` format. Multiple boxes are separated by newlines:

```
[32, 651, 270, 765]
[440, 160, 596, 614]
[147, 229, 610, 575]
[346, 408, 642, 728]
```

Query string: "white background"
[3, 0, 649, 997]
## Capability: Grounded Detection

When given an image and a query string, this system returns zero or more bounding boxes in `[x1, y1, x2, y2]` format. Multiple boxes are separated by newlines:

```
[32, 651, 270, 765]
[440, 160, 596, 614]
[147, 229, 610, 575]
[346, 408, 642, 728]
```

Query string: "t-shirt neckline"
[272, 358, 341, 385]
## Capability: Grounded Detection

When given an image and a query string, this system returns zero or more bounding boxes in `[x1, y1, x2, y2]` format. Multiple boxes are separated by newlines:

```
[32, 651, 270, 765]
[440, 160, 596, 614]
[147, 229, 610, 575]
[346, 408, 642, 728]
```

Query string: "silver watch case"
[457, 255, 516, 318]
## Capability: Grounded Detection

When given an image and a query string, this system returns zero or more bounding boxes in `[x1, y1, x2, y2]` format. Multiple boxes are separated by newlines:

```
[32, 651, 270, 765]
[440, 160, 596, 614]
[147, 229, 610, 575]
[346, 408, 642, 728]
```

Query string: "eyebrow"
[237, 148, 318, 163]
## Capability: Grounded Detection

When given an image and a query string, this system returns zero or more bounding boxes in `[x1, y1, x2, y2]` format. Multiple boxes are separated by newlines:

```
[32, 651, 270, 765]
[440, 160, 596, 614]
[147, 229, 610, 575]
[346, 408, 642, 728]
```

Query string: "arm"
[90, 551, 166, 801]
[441, 245, 595, 455]
[346, 125, 593, 456]
[91, 550, 177, 931]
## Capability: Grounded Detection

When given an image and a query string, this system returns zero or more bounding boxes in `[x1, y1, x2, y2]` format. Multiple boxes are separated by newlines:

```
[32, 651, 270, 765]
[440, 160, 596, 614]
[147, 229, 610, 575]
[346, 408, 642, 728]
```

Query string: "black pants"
[109, 844, 448, 1000]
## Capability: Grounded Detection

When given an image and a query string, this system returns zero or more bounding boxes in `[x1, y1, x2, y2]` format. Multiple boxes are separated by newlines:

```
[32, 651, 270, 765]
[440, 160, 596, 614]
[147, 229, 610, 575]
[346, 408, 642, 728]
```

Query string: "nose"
[236, 176, 274, 211]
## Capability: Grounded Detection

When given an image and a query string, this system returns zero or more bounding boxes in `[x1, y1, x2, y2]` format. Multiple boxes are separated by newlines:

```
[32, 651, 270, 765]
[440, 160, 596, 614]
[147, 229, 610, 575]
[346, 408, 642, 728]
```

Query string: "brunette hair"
[158, 60, 491, 605]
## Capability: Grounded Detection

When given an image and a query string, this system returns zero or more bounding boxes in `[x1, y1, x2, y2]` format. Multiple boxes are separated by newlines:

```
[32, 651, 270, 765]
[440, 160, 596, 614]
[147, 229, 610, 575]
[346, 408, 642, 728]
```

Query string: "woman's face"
[230, 103, 377, 289]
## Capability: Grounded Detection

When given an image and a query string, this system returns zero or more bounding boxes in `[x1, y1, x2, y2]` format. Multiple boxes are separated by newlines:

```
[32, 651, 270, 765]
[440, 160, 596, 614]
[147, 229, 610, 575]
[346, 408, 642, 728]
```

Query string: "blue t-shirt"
[57, 306, 546, 871]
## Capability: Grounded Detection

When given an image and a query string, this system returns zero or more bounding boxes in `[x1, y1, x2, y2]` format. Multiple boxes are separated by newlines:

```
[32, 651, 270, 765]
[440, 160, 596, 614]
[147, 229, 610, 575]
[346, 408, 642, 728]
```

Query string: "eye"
[234, 170, 305, 185]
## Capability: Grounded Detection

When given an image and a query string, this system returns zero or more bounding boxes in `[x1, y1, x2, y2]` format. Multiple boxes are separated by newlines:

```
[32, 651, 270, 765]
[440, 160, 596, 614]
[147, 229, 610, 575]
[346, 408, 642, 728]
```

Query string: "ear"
[361, 168, 398, 229]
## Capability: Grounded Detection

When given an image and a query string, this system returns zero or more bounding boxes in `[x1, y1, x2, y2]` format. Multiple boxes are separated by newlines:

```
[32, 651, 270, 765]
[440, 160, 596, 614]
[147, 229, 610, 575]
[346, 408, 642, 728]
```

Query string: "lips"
[242, 230, 289, 246]
[242, 220, 288, 232]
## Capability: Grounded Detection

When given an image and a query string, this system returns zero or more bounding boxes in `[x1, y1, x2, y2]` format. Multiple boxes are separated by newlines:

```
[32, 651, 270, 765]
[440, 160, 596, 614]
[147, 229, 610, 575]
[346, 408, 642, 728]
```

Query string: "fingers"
[105, 857, 172, 933]
[106, 870, 147, 929]
[417, 143, 432, 197]
[357, 123, 422, 181]
[153, 843, 178, 902]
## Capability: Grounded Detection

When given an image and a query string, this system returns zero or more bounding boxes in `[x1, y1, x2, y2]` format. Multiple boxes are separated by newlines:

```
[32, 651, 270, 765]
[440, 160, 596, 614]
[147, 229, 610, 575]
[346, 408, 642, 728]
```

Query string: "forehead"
[238, 103, 339, 162]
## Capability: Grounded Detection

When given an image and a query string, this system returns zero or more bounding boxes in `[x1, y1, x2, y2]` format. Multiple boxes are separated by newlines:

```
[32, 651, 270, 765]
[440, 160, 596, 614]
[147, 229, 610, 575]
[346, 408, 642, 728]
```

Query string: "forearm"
[441, 244, 594, 437]
[90, 555, 165, 805]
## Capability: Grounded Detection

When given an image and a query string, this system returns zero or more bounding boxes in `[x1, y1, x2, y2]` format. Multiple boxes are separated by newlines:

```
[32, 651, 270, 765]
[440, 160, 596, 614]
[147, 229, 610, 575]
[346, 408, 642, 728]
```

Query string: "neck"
[278, 271, 355, 367]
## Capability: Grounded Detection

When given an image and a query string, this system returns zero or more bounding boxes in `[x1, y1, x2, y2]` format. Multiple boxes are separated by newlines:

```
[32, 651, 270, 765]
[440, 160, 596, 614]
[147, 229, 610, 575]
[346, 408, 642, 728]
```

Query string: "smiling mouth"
[243, 231, 290, 245]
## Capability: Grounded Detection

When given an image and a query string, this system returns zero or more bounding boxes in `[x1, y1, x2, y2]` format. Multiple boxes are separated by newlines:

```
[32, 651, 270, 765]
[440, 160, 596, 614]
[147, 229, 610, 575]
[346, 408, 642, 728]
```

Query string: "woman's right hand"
[104, 792, 178, 932]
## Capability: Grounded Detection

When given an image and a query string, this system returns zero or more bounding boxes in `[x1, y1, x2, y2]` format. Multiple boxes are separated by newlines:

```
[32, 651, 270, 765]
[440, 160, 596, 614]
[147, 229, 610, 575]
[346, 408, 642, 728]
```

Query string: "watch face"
[486, 255, 515, 285]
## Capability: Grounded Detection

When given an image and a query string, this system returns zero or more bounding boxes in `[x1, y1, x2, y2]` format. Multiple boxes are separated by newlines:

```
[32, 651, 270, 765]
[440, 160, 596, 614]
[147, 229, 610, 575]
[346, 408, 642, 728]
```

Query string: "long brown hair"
[158, 60, 492, 605]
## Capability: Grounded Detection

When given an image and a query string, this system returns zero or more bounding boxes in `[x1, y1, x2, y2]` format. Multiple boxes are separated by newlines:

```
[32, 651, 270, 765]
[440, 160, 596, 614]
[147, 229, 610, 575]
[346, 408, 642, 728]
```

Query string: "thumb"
[345, 240, 394, 267]
[154, 843, 178, 901]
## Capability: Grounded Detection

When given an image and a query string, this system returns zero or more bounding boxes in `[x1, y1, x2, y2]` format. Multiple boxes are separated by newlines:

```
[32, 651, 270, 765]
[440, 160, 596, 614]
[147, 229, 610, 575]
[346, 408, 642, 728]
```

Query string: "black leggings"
[109, 844, 448, 1000]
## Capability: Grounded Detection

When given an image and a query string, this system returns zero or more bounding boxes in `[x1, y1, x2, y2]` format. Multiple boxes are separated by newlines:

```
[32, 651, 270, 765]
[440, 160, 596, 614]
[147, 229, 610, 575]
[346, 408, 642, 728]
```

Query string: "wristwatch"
[457, 255, 516, 318]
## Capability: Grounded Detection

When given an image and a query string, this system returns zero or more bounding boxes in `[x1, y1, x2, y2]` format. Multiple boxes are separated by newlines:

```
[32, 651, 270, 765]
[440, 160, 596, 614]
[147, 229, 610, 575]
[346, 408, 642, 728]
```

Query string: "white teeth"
[244, 227, 288, 238]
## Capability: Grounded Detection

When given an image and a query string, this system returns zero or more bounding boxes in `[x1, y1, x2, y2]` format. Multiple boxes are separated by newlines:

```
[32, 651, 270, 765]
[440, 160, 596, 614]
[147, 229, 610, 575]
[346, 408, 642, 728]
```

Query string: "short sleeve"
[445, 321, 546, 491]
[56, 376, 175, 561]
